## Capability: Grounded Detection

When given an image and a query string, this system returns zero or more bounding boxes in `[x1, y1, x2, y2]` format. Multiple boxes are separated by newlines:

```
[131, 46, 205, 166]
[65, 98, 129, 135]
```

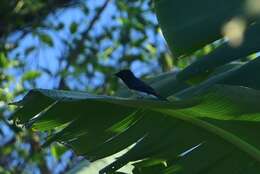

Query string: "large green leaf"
[177, 23, 260, 82]
[154, 0, 249, 57]
[154, 0, 260, 58]
[176, 57, 260, 99]
[11, 84, 260, 173]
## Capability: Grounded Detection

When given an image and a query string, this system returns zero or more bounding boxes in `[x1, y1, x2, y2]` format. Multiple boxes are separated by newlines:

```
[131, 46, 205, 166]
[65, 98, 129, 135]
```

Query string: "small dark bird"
[115, 69, 168, 101]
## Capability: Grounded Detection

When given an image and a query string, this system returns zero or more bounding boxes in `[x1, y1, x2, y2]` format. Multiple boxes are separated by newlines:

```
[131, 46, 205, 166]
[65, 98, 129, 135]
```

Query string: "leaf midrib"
[156, 109, 260, 163]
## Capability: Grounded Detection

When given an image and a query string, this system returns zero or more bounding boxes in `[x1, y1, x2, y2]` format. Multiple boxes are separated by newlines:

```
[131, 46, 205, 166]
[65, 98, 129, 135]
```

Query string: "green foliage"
[38, 33, 53, 47]
[70, 22, 79, 34]
[21, 71, 41, 82]
[4, 0, 260, 173]
[0, 53, 9, 68]
[11, 70, 260, 174]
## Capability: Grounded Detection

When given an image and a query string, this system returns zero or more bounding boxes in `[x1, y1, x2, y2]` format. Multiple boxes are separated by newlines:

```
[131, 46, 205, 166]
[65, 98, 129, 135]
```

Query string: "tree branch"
[58, 0, 111, 89]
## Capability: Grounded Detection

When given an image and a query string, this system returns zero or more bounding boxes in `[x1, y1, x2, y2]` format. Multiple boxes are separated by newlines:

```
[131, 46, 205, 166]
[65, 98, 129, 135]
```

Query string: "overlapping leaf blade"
[154, 0, 250, 57]
[12, 82, 260, 173]
[177, 23, 260, 82]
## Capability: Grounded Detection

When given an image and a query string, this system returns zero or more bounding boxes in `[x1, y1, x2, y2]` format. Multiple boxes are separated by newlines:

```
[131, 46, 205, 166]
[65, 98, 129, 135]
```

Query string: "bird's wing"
[134, 79, 157, 94]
